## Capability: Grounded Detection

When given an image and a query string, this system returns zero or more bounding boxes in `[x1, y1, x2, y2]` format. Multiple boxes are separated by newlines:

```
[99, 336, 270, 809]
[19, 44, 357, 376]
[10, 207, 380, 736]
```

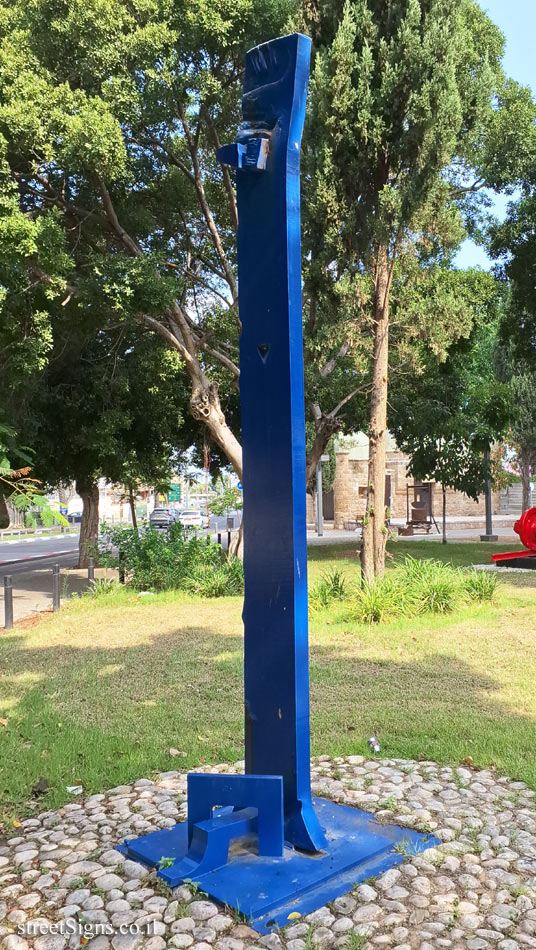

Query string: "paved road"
[0, 534, 80, 574]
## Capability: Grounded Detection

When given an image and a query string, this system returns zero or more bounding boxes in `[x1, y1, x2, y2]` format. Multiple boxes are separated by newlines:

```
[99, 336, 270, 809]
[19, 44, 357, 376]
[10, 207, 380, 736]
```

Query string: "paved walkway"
[0, 565, 114, 627]
[307, 525, 519, 545]
[1, 756, 535, 950]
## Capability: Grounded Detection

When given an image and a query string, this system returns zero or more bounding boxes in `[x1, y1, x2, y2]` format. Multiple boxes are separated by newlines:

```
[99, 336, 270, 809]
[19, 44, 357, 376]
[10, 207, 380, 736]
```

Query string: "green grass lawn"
[0, 539, 535, 826]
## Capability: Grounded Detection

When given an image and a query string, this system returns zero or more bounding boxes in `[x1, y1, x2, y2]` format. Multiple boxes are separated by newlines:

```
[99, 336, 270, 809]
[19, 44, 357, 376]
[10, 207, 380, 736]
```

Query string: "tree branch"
[319, 342, 351, 378]
[202, 344, 240, 378]
[177, 102, 238, 303]
[329, 382, 369, 419]
[96, 177, 143, 257]
[137, 313, 193, 365]
[201, 105, 238, 231]
[135, 134, 196, 186]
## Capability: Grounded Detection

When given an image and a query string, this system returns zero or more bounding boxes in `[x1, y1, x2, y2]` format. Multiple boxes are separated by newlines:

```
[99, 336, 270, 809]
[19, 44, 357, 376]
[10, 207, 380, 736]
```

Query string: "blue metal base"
[119, 797, 438, 932]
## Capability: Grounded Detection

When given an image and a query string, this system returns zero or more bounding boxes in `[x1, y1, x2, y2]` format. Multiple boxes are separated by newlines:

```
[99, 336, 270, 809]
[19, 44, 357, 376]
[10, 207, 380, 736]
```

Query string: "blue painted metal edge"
[117, 797, 440, 933]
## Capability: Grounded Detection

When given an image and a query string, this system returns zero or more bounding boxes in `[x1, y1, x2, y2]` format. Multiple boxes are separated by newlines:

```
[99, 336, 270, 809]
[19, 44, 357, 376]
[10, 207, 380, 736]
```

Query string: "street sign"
[237, 481, 243, 490]
[168, 484, 181, 502]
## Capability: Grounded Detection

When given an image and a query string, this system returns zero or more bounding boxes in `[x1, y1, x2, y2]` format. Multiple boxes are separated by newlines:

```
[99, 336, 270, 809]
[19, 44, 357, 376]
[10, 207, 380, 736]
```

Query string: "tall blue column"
[219, 33, 326, 852]
[118, 36, 438, 925]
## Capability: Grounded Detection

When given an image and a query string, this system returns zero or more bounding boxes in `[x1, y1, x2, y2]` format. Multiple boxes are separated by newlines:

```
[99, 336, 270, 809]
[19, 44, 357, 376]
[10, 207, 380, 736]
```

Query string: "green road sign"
[168, 485, 181, 502]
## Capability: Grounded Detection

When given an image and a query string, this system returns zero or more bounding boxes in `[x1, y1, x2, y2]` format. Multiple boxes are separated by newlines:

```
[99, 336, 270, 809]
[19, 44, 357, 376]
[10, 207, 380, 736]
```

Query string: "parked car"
[177, 509, 204, 529]
[67, 511, 83, 524]
[149, 507, 180, 530]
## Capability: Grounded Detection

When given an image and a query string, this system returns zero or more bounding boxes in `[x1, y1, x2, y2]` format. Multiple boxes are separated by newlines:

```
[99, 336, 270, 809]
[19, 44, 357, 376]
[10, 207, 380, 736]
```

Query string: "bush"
[351, 576, 408, 624]
[463, 568, 497, 603]
[310, 568, 348, 610]
[338, 557, 496, 624]
[185, 555, 245, 598]
[99, 523, 244, 595]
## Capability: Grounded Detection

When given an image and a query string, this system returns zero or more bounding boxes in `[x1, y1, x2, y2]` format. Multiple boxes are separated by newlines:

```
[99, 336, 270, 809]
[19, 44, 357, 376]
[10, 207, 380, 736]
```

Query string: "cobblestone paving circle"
[2, 756, 536, 950]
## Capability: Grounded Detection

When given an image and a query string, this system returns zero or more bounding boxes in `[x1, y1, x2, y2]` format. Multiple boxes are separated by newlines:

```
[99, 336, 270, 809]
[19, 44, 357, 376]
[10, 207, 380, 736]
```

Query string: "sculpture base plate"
[119, 797, 438, 933]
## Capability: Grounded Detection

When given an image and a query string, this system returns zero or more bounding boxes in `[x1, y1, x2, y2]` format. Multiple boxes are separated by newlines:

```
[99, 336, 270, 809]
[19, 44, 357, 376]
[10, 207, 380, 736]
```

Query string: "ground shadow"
[1, 617, 536, 820]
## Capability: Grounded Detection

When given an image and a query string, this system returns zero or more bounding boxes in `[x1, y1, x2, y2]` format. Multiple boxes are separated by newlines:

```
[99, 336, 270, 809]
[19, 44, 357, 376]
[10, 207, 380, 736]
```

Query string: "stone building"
[311, 434, 502, 530]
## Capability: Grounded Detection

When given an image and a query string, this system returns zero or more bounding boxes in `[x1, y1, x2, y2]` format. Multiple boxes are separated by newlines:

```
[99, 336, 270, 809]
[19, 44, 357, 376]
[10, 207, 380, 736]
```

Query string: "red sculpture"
[492, 507, 536, 566]
[514, 507, 536, 552]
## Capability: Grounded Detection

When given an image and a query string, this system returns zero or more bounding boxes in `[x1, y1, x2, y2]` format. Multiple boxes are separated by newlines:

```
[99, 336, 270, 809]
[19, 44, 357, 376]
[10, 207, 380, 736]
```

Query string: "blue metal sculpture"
[119, 33, 437, 931]
[219, 30, 326, 855]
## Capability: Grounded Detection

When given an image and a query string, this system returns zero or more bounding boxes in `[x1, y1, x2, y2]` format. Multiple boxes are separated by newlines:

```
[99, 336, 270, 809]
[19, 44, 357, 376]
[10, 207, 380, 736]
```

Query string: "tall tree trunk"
[0, 493, 10, 529]
[520, 455, 531, 512]
[76, 478, 99, 568]
[189, 380, 243, 480]
[229, 518, 244, 558]
[128, 486, 138, 529]
[305, 412, 341, 490]
[442, 483, 447, 545]
[361, 247, 390, 582]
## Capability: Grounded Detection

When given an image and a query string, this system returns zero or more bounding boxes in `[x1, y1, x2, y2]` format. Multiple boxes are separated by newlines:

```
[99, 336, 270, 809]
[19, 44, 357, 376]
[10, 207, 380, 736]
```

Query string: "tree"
[390, 276, 513, 539]
[488, 196, 536, 511]
[0, 0, 436, 517]
[209, 478, 243, 519]
[489, 195, 536, 359]
[298, 0, 536, 578]
[0, 0, 295, 484]
[21, 316, 197, 565]
[510, 370, 536, 511]
[1, 0, 534, 570]
[495, 341, 536, 512]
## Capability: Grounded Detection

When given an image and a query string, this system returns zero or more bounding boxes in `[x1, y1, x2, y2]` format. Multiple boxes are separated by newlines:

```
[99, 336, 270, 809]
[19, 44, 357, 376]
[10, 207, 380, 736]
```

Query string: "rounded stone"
[354, 904, 382, 923]
[172, 919, 197, 933]
[193, 927, 217, 943]
[145, 940, 167, 950]
[106, 899, 131, 913]
[356, 884, 378, 902]
[122, 860, 149, 880]
[377, 869, 401, 891]
[92, 872, 125, 891]
[189, 900, 219, 921]
[211, 915, 234, 932]
[111, 933, 144, 950]
[100, 851, 126, 867]
[215, 940, 244, 950]
[332, 917, 353, 933]
[34, 937, 67, 950]
[4, 938, 29, 950]
[311, 926, 335, 946]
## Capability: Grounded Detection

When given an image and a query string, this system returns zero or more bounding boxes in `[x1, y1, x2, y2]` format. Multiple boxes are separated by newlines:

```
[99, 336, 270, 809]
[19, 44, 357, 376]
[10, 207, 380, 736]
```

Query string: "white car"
[177, 509, 204, 529]
[149, 507, 180, 530]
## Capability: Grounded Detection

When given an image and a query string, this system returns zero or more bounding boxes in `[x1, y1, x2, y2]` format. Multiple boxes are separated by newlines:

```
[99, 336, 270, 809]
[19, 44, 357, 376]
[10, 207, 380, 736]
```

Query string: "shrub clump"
[310, 556, 496, 623]
[99, 523, 244, 596]
[309, 568, 348, 610]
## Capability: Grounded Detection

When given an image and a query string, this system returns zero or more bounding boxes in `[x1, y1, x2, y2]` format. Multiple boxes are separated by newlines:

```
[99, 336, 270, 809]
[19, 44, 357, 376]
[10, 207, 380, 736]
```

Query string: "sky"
[455, 0, 536, 269]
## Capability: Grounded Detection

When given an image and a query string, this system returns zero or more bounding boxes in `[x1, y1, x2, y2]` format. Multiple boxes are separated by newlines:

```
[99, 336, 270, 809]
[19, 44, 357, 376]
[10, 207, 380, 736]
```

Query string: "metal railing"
[2, 560, 94, 629]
